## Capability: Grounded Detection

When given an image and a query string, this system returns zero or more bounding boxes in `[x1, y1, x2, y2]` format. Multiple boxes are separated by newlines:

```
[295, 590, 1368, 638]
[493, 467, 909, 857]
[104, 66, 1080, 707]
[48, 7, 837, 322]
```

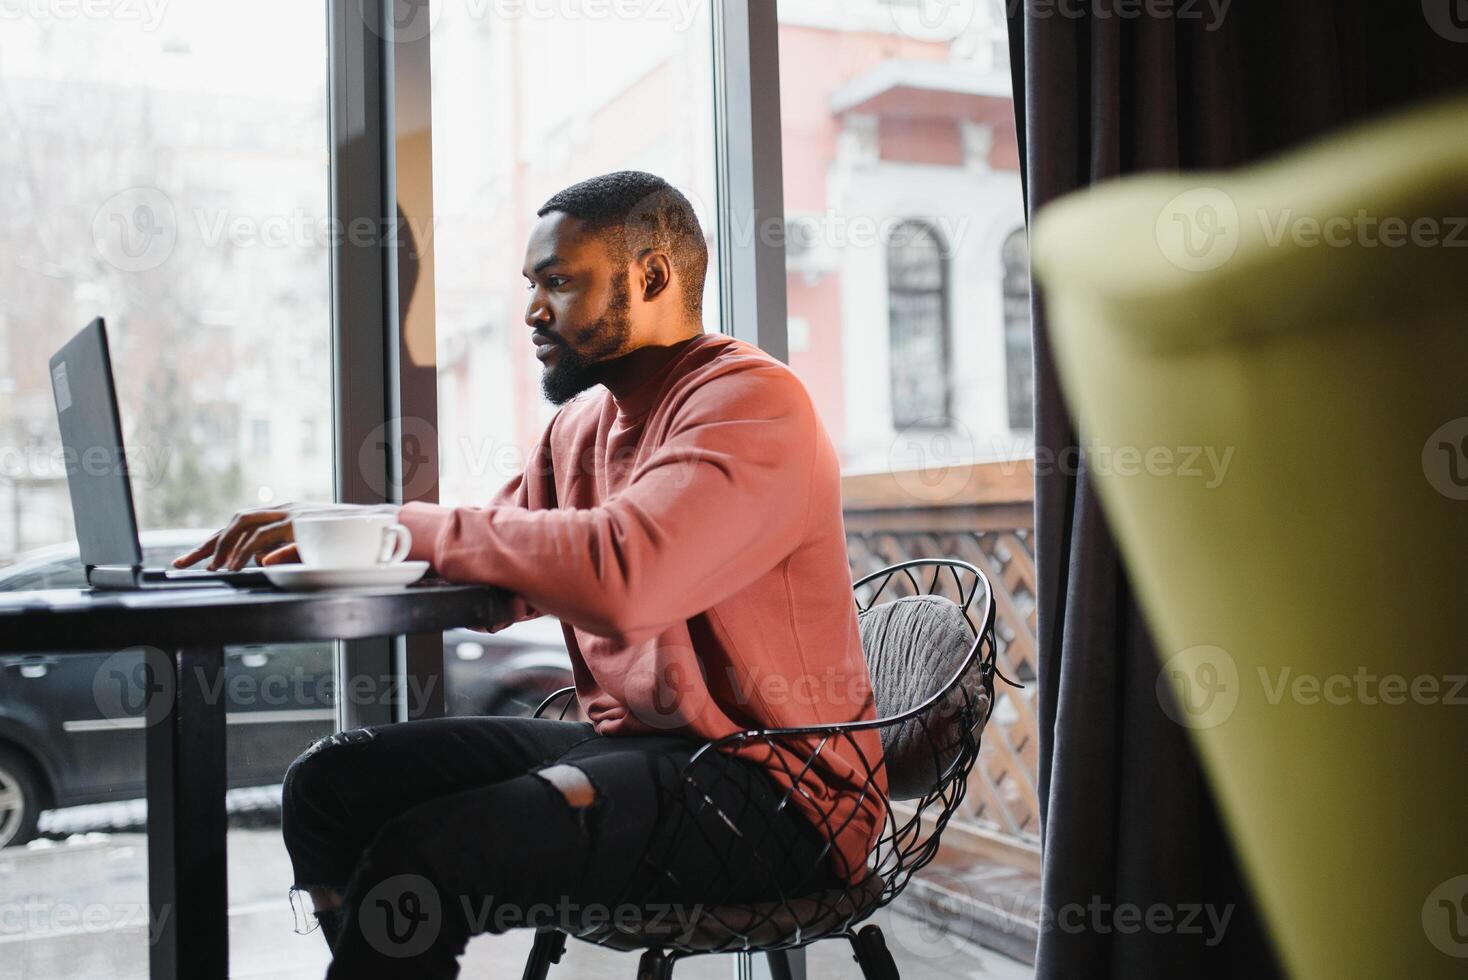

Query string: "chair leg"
[636, 948, 676, 980]
[766, 949, 797, 980]
[849, 925, 900, 980]
[521, 928, 567, 980]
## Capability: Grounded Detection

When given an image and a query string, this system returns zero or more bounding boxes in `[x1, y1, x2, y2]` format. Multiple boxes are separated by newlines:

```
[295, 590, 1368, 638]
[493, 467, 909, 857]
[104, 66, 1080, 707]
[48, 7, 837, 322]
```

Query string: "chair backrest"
[851, 558, 1000, 901]
[857, 593, 992, 800]
[530, 557, 1003, 923]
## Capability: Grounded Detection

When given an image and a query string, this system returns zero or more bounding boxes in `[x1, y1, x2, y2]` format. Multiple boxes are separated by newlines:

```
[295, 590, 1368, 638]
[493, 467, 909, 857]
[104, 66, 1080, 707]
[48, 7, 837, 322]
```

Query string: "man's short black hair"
[537, 171, 708, 317]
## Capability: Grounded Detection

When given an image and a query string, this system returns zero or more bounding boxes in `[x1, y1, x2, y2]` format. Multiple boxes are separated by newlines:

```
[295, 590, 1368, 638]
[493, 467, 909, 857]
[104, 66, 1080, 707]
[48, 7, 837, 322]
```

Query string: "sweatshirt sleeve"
[397, 364, 818, 645]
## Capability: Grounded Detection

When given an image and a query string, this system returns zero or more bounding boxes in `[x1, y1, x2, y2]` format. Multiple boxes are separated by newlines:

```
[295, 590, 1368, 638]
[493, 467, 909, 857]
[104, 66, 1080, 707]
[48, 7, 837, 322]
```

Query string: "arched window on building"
[887, 220, 951, 429]
[1002, 227, 1034, 431]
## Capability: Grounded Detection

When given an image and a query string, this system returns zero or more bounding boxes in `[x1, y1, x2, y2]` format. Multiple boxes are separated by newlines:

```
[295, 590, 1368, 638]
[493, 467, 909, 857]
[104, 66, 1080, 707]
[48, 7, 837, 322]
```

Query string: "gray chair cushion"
[857, 593, 990, 800]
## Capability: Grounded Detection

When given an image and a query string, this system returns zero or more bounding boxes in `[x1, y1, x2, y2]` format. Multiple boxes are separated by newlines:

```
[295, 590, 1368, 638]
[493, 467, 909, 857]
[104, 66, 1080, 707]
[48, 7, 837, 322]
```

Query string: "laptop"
[49, 318, 269, 590]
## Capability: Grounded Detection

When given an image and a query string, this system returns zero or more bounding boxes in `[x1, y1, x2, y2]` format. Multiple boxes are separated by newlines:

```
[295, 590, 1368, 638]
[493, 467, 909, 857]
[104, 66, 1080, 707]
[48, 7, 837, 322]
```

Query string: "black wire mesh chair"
[521, 558, 1013, 980]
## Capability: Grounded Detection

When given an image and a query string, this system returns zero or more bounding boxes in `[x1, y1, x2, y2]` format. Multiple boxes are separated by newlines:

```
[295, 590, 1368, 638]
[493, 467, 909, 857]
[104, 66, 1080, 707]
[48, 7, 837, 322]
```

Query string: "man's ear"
[637, 250, 673, 303]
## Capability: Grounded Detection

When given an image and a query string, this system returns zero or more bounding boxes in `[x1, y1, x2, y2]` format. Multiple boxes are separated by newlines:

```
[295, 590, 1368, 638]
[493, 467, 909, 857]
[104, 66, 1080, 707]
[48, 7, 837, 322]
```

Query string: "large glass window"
[0, 4, 333, 975]
[778, 0, 1030, 470]
[427, 0, 720, 717]
[776, 0, 1041, 939]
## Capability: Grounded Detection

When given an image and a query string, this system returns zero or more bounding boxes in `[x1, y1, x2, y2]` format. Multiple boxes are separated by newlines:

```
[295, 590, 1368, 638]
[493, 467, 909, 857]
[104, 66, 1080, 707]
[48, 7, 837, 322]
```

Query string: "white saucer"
[261, 561, 430, 591]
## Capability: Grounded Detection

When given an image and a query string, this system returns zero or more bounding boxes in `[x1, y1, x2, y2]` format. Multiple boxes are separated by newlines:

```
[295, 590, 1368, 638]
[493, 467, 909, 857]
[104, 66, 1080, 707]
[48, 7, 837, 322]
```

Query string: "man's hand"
[172, 503, 395, 571]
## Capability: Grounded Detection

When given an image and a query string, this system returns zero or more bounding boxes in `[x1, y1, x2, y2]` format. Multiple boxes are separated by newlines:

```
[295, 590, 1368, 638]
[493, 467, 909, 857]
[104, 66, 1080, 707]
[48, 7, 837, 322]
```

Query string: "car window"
[0, 542, 200, 592]
[0, 569, 42, 592]
[0, 559, 88, 591]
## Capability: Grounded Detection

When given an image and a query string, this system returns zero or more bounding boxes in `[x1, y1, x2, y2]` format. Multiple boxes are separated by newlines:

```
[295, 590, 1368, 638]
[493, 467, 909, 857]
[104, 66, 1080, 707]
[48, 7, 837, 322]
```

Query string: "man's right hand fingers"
[173, 534, 220, 568]
[226, 520, 293, 571]
[209, 511, 282, 570]
[174, 508, 304, 569]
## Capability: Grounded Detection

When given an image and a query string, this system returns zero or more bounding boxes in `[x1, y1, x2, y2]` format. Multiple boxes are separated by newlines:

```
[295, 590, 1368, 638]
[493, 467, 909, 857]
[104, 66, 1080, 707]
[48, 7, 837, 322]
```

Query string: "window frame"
[328, 0, 443, 729]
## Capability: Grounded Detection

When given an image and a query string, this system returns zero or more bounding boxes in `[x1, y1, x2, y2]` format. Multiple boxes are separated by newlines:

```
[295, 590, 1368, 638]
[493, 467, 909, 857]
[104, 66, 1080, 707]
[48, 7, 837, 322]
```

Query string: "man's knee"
[532, 763, 597, 810]
[283, 726, 379, 806]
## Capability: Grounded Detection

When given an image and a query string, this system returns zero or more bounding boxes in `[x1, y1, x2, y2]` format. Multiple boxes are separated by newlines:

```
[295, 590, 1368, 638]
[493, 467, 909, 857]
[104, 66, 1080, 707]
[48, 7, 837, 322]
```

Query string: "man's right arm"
[174, 411, 562, 583]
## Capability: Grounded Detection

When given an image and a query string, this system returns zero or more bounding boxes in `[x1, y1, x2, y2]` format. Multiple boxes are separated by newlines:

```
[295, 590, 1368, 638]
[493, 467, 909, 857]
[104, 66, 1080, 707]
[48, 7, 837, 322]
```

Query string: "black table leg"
[146, 645, 229, 980]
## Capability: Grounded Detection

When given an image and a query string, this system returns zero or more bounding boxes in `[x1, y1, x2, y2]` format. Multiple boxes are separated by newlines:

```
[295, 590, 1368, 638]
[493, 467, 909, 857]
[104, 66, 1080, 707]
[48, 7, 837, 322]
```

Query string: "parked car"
[0, 530, 573, 847]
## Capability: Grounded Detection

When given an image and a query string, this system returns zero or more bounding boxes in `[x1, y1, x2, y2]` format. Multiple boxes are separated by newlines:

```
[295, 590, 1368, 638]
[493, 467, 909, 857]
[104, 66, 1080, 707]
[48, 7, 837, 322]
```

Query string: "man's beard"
[540, 274, 632, 405]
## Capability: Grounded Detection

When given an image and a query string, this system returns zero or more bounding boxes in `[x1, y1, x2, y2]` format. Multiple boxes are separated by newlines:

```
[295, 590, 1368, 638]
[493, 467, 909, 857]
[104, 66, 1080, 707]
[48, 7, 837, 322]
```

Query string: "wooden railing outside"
[843, 458, 1041, 867]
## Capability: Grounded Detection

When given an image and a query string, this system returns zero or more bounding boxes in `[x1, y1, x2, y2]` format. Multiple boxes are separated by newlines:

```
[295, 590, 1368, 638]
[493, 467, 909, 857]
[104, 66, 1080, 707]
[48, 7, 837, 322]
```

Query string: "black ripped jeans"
[281, 715, 841, 979]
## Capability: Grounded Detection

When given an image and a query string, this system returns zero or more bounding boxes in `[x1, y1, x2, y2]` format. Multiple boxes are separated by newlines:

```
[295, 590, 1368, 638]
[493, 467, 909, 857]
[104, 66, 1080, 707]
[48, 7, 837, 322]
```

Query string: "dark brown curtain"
[1005, 4, 1468, 976]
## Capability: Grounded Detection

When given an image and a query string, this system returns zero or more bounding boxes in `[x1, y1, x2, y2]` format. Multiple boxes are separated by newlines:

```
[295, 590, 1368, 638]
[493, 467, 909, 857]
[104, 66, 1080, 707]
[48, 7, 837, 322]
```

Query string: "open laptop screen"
[49, 317, 146, 573]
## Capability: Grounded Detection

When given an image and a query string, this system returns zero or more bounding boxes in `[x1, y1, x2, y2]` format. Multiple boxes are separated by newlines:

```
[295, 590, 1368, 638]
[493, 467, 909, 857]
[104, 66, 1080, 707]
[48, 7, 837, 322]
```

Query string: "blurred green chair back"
[1031, 94, 1468, 979]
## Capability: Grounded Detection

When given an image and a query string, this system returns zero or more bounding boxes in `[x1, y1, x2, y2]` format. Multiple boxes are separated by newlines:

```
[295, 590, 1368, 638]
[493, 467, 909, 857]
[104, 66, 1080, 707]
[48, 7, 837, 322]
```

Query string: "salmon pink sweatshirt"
[397, 331, 886, 884]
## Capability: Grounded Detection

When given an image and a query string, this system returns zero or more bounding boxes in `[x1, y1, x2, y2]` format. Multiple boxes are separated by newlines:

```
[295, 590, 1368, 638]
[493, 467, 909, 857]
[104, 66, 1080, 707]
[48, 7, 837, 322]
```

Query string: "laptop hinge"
[87, 564, 144, 590]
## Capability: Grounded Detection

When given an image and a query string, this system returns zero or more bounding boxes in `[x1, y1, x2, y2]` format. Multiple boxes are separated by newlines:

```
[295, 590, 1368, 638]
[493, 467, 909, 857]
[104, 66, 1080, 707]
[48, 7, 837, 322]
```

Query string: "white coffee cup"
[292, 514, 412, 568]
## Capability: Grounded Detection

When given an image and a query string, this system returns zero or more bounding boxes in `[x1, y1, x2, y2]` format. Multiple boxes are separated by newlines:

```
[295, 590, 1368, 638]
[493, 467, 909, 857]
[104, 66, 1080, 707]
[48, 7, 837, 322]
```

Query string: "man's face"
[522, 211, 633, 405]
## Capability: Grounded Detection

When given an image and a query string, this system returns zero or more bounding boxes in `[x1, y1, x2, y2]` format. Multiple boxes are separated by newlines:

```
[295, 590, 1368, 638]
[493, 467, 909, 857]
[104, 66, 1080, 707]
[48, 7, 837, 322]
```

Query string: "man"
[176, 171, 886, 977]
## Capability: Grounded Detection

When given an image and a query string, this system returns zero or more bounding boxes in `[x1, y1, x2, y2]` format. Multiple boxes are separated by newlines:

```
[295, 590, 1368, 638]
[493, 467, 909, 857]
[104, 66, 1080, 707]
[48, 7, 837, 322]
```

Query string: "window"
[300, 417, 319, 456]
[249, 417, 272, 458]
[777, 0, 1031, 471]
[776, 0, 1040, 880]
[887, 220, 951, 429]
[0, 3, 334, 975]
[1002, 226, 1034, 431]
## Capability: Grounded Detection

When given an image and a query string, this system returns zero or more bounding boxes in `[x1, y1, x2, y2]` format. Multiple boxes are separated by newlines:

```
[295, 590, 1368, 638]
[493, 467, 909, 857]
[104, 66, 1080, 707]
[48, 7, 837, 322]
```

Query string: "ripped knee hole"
[533, 763, 597, 809]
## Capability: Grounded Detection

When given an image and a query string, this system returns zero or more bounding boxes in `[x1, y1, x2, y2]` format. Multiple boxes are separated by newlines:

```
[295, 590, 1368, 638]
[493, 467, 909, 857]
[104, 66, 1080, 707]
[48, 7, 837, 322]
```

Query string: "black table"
[0, 581, 508, 980]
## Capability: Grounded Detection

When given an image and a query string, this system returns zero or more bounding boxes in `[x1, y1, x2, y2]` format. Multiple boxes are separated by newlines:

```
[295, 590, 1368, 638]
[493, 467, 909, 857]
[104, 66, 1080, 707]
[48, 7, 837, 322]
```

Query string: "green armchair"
[1031, 94, 1468, 979]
